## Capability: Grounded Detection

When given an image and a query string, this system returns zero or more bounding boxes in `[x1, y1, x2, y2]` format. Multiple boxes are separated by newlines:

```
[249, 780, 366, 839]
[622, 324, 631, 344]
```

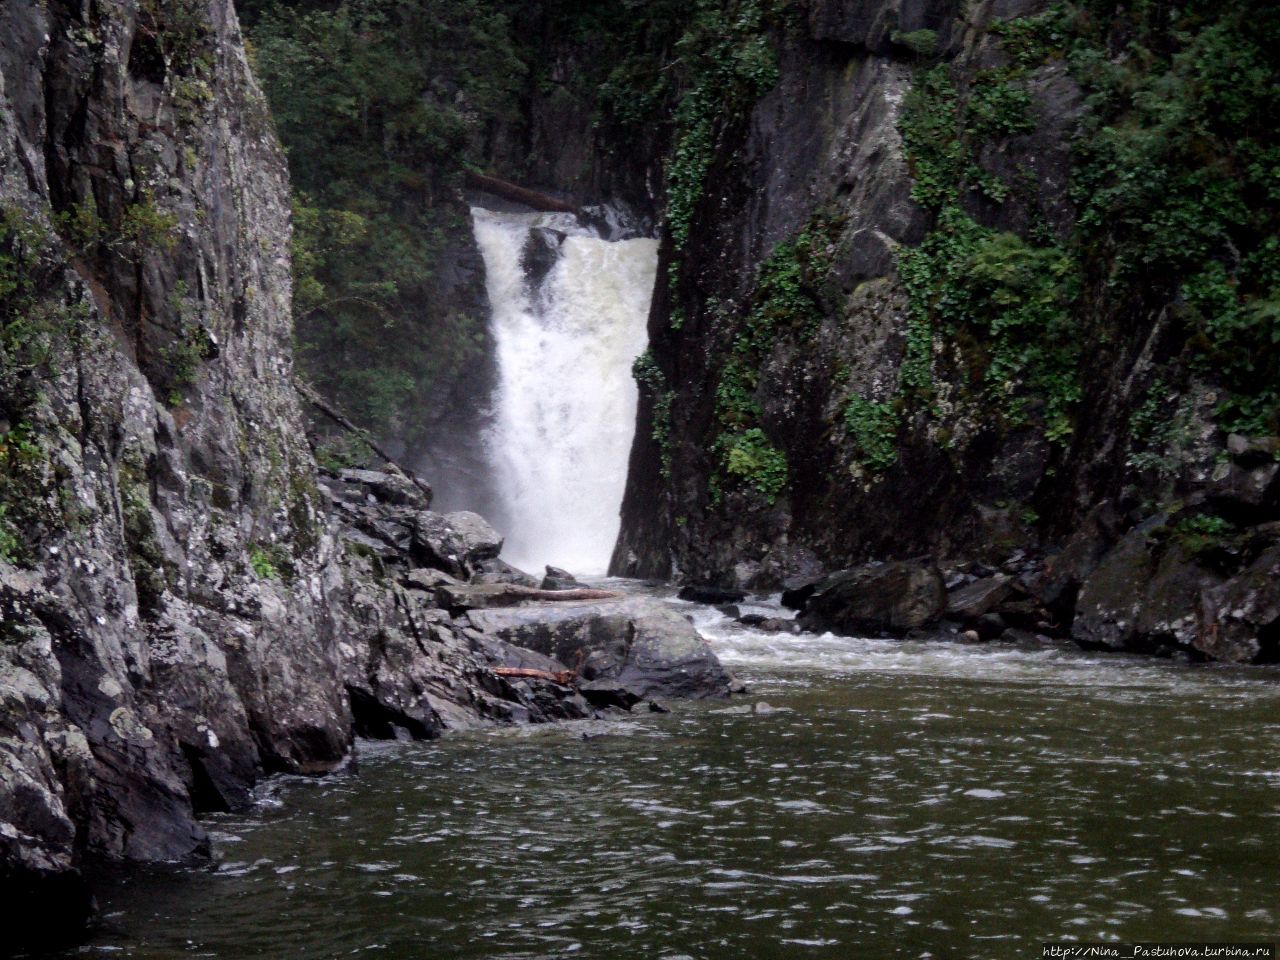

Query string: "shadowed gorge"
[2, 0, 1279, 955]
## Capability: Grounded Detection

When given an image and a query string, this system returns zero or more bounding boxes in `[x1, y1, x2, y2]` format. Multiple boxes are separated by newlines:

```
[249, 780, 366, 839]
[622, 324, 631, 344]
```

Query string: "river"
[63, 586, 1280, 959]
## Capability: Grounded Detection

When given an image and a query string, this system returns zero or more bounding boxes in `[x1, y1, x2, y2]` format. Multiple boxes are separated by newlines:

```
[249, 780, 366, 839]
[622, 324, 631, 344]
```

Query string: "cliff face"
[1, 0, 350, 916]
[612, 0, 1280, 662]
[0, 1, 619, 945]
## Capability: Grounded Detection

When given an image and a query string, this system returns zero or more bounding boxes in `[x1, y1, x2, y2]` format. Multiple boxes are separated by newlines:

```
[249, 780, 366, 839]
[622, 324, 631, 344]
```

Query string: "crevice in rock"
[347, 685, 438, 742]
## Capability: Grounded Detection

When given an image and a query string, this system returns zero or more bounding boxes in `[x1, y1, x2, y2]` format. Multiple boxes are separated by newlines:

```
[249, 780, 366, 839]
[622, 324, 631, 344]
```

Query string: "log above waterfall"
[464, 171, 578, 214]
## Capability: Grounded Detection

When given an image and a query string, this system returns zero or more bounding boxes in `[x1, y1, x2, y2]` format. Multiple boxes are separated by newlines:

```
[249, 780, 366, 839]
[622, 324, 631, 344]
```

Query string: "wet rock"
[400, 568, 463, 592]
[337, 468, 432, 509]
[678, 584, 748, 605]
[578, 680, 642, 711]
[541, 565, 587, 590]
[1226, 434, 1280, 465]
[1197, 544, 1280, 663]
[471, 557, 541, 587]
[466, 599, 735, 700]
[780, 577, 823, 611]
[996, 597, 1047, 631]
[435, 582, 617, 613]
[1001, 628, 1051, 648]
[799, 560, 946, 636]
[976, 612, 1006, 641]
[411, 511, 503, 578]
[1071, 524, 1222, 655]
[521, 227, 565, 288]
[754, 617, 802, 634]
[1037, 501, 1124, 619]
[945, 574, 1013, 621]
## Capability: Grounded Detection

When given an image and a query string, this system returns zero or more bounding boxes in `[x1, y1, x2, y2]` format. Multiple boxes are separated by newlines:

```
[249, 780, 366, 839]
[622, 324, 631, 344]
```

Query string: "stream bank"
[46, 589, 1280, 960]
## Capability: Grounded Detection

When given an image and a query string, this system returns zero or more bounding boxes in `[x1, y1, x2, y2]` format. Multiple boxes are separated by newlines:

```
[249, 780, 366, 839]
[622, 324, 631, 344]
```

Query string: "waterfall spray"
[471, 207, 658, 575]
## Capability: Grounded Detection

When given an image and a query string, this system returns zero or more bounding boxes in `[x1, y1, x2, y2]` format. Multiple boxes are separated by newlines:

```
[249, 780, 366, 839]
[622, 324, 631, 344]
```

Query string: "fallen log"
[464, 171, 577, 214]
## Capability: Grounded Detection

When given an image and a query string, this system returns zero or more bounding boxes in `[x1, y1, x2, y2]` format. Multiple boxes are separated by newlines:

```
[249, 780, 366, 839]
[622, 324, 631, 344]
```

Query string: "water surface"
[69, 594, 1280, 959]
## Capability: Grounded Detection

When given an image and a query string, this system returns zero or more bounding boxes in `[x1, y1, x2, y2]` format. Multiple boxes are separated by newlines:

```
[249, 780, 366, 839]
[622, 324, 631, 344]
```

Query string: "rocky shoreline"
[0, 1, 732, 947]
[676, 480, 1279, 666]
[4, 463, 737, 951]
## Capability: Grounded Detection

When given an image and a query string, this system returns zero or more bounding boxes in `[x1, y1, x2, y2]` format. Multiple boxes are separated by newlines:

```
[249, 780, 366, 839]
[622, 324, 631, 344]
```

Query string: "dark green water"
[68, 596, 1280, 959]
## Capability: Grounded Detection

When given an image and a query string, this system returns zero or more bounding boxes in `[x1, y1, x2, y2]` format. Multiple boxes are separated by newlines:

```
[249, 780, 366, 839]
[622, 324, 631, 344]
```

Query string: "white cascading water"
[471, 207, 658, 575]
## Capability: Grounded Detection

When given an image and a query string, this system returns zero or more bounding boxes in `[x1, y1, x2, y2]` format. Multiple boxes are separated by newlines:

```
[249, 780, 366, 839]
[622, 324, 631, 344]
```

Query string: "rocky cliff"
[612, 0, 1280, 664]
[0, 1, 733, 948]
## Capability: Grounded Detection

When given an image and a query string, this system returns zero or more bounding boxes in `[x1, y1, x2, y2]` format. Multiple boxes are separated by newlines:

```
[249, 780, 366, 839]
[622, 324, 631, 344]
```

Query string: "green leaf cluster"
[722, 428, 788, 504]
[842, 396, 900, 474]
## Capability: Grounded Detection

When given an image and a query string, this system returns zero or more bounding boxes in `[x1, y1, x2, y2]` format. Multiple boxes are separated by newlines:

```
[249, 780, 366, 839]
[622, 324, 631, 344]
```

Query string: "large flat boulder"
[466, 598, 735, 700]
[798, 560, 945, 636]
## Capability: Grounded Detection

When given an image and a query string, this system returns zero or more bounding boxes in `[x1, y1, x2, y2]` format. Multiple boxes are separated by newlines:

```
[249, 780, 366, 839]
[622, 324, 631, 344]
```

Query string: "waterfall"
[470, 207, 658, 576]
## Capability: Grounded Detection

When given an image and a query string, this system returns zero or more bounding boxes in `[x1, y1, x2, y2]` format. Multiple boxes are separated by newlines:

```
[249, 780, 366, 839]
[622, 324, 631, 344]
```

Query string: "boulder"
[945, 574, 1013, 621]
[466, 598, 735, 700]
[337, 468, 431, 509]
[410, 511, 503, 578]
[400, 568, 463, 592]
[678, 584, 747, 605]
[1036, 500, 1124, 618]
[1071, 524, 1221, 654]
[799, 560, 945, 636]
[541, 565, 588, 591]
[1226, 433, 1280, 465]
[470, 557, 541, 587]
[1197, 543, 1280, 663]
[435, 583, 618, 613]
[780, 576, 824, 611]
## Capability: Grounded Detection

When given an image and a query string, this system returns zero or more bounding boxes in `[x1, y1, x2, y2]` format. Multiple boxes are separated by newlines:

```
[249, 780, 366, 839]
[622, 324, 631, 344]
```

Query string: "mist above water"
[470, 207, 657, 576]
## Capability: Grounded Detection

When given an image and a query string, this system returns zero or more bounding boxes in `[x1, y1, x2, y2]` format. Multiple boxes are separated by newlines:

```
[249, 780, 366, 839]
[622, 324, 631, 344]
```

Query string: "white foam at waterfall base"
[471, 207, 658, 575]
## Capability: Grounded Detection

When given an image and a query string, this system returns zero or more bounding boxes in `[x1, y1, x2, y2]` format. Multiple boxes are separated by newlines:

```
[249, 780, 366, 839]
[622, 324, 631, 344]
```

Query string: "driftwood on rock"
[464, 171, 577, 214]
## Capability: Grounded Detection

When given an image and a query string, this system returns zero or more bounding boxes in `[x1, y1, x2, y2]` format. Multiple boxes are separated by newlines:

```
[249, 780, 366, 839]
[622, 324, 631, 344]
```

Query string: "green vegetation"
[249, 544, 290, 581]
[896, 52, 1083, 445]
[632, 350, 675, 479]
[891, 29, 939, 58]
[1173, 513, 1236, 558]
[246, 0, 523, 436]
[662, 1, 781, 249]
[709, 215, 839, 502]
[722, 428, 788, 504]
[0, 504, 18, 565]
[898, 211, 1081, 440]
[995, 1, 1280, 437]
[842, 396, 900, 474]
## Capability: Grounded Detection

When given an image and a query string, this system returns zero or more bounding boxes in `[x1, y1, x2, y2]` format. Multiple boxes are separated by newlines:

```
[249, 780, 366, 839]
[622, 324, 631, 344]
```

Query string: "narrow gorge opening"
[469, 207, 658, 576]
